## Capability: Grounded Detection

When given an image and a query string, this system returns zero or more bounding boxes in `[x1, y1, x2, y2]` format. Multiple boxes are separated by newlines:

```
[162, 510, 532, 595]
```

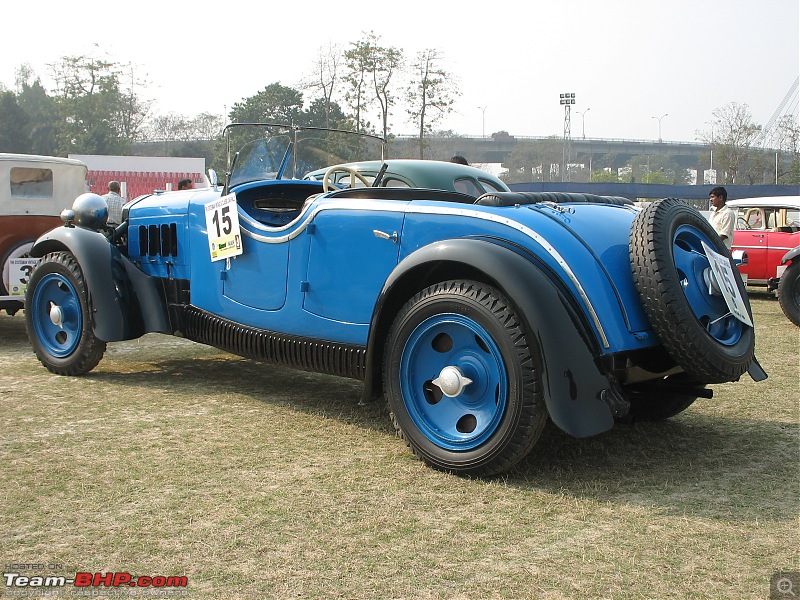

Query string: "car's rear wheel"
[383, 280, 547, 476]
[630, 198, 755, 383]
[25, 251, 106, 375]
[778, 261, 800, 327]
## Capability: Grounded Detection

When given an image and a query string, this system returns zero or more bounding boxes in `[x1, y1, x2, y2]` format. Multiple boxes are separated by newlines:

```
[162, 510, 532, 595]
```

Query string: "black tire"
[25, 252, 106, 375]
[630, 198, 755, 383]
[626, 375, 706, 421]
[383, 280, 547, 477]
[778, 261, 800, 327]
[1, 239, 35, 295]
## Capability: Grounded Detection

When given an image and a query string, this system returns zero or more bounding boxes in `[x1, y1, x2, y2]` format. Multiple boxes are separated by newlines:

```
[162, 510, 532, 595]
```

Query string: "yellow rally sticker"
[205, 193, 243, 262]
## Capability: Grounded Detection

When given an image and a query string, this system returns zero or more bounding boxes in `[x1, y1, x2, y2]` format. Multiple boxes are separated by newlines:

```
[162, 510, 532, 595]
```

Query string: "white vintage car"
[0, 154, 88, 314]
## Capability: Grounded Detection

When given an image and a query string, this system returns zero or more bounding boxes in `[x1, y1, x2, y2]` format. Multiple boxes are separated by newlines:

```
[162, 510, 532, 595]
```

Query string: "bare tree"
[699, 102, 761, 184]
[188, 112, 224, 140]
[343, 33, 403, 140]
[774, 114, 800, 184]
[304, 43, 341, 129]
[343, 36, 373, 132]
[405, 49, 458, 159]
[370, 38, 403, 142]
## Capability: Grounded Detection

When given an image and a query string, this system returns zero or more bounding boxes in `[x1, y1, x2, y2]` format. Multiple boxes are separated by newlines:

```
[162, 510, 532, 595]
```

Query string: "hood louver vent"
[139, 224, 178, 257]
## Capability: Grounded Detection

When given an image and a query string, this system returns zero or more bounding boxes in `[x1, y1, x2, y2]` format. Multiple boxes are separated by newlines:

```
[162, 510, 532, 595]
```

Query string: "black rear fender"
[365, 238, 616, 438]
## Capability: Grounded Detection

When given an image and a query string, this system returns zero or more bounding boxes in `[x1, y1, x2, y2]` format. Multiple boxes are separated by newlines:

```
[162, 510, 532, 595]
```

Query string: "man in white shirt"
[709, 186, 735, 250]
[103, 181, 124, 227]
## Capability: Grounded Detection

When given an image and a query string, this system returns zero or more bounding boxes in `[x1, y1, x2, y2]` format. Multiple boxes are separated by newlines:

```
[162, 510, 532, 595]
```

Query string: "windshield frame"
[223, 123, 386, 192]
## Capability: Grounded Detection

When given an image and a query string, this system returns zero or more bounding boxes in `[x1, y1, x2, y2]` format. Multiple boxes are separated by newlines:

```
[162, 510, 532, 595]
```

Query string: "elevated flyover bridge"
[390, 134, 792, 181]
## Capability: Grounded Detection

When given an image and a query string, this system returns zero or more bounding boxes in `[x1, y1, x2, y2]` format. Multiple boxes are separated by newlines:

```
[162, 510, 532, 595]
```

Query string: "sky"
[1, 0, 798, 144]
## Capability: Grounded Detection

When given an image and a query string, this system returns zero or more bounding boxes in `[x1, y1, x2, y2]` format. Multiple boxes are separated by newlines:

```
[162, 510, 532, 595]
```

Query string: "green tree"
[501, 138, 562, 184]
[303, 98, 351, 130]
[15, 65, 59, 155]
[229, 83, 304, 124]
[626, 154, 689, 184]
[590, 169, 621, 183]
[50, 54, 146, 155]
[0, 91, 31, 152]
[502, 141, 537, 183]
[405, 49, 458, 159]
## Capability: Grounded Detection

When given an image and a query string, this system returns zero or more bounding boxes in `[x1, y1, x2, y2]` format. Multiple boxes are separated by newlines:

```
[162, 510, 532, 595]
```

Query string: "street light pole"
[652, 113, 668, 143]
[559, 93, 575, 182]
[576, 108, 590, 140]
[477, 106, 487, 138]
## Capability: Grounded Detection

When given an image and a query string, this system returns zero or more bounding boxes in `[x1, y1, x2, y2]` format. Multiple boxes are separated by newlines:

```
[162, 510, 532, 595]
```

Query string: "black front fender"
[365, 238, 616, 438]
[30, 226, 171, 342]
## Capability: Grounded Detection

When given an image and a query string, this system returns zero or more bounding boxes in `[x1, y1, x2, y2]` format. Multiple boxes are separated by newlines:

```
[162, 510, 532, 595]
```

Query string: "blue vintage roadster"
[24, 124, 766, 476]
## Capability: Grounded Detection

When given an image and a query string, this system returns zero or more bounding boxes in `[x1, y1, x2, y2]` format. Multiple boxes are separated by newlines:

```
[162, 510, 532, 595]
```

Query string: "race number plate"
[205, 193, 243, 262]
[7, 258, 39, 296]
[702, 241, 753, 327]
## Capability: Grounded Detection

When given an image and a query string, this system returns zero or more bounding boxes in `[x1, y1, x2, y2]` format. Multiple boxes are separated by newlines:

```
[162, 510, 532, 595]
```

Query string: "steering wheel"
[737, 216, 751, 230]
[322, 166, 371, 192]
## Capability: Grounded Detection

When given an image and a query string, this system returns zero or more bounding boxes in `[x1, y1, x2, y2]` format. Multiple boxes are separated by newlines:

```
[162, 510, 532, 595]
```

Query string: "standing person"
[708, 186, 735, 250]
[103, 181, 124, 227]
[177, 178, 194, 191]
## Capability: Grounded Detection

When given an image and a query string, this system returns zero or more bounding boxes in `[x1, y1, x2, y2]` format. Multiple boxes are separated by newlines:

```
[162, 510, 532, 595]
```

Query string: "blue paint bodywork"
[120, 184, 652, 356]
[32, 124, 759, 451]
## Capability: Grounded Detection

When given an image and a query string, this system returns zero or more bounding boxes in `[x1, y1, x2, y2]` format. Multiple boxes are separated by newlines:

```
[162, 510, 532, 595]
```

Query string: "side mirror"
[208, 168, 218, 187]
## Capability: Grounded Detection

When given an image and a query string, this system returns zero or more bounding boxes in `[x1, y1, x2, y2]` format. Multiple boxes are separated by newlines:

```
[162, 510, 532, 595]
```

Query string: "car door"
[302, 203, 406, 325]
[222, 221, 290, 310]
[733, 207, 768, 280]
[766, 206, 800, 279]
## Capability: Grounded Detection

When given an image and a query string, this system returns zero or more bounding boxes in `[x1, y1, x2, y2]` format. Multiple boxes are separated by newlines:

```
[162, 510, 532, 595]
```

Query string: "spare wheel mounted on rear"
[630, 198, 755, 384]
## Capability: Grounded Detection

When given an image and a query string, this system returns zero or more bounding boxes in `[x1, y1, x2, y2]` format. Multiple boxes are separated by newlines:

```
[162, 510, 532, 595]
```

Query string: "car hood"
[127, 188, 221, 217]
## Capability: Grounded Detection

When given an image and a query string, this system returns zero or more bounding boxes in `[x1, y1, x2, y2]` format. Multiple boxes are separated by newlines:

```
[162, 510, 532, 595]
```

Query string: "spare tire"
[630, 198, 755, 383]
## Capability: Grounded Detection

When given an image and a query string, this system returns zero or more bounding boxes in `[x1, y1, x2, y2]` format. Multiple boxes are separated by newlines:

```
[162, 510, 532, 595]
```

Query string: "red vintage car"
[729, 197, 799, 284]
[728, 196, 800, 325]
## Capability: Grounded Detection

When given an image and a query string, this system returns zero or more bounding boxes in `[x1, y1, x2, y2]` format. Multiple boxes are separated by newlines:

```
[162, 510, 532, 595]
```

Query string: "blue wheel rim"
[399, 313, 508, 451]
[672, 224, 744, 346]
[30, 273, 83, 358]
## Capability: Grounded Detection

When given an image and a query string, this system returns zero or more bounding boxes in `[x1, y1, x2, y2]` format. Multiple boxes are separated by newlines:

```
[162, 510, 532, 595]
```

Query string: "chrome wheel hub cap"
[432, 366, 473, 398]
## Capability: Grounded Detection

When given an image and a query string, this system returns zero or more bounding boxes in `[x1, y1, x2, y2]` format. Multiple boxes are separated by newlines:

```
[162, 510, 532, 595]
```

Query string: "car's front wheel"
[383, 280, 547, 476]
[25, 251, 106, 375]
[778, 261, 800, 327]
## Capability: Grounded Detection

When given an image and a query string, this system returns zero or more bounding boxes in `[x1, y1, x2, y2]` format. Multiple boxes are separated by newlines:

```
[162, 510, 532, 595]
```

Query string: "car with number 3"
[23, 124, 767, 476]
[1, 154, 88, 315]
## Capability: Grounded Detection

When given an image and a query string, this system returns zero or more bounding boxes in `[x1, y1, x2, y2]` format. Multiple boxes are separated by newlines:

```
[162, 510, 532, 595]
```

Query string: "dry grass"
[0, 290, 797, 599]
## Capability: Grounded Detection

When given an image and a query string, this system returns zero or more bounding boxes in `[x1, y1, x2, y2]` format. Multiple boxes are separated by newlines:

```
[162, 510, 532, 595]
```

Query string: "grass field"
[1, 290, 797, 599]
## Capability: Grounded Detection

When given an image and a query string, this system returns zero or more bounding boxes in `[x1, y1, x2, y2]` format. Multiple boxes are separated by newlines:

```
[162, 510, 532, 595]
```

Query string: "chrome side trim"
[236, 198, 610, 348]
